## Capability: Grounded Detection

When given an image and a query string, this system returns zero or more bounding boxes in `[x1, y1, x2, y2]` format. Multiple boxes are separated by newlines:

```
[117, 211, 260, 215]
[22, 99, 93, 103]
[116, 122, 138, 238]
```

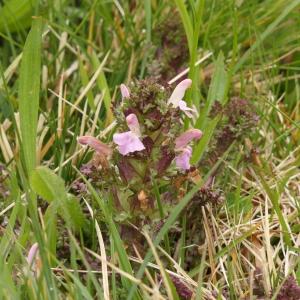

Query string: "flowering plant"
[77, 79, 202, 227]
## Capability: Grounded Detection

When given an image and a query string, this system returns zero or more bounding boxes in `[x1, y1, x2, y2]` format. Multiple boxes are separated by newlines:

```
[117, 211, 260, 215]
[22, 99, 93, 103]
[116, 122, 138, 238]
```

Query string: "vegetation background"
[0, 0, 299, 299]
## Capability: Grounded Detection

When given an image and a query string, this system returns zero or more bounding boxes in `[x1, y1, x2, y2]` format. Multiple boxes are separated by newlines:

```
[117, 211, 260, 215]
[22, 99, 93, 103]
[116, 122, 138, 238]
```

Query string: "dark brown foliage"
[206, 97, 259, 165]
[117, 157, 136, 184]
[149, 11, 189, 82]
[188, 186, 223, 208]
[156, 146, 175, 175]
[276, 276, 300, 300]
[253, 267, 267, 298]
[169, 275, 193, 299]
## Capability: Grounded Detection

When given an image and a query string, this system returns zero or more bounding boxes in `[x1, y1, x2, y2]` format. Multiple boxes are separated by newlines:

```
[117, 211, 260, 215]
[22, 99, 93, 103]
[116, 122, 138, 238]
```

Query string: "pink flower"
[113, 113, 145, 155]
[27, 243, 39, 266]
[113, 132, 145, 155]
[175, 129, 203, 149]
[168, 79, 192, 106]
[120, 84, 130, 99]
[78, 136, 112, 157]
[175, 146, 192, 170]
[168, 79, 196, 117]
[126, 113, 141, 136]
[174, 129, 202, 170]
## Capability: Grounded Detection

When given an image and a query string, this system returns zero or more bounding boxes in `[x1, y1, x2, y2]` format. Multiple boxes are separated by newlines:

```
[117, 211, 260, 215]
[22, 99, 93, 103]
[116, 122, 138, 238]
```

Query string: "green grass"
[0, 0, 299, 299]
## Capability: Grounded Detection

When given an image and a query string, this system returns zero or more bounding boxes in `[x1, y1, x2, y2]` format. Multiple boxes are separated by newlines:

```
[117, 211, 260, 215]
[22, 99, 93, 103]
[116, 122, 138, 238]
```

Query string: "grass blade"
[255, 167, 292, 247]
[191, 115, 220, 164]
[233, 0, 300, 72]
[91, 51, 113, 125]
[19, 17, 42, 175]
[196, 52, 228, 130]
[174, 0, 193, 54]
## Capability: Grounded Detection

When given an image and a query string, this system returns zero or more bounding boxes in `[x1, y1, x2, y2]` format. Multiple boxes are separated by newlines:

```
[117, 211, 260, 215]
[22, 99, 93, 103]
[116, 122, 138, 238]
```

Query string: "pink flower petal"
[175, 129, 202, 150]
[126, 113, 141, 136]
[168, 79, 192, 107]
[178, 100, 188, 111]
[178, 100, 193, 111]
[113, 131, 145, 155]
[78, 136, 112, 156]
[178, 100, 198, 118]
[120, 84, 130, 99]
[175, 146, 192, 170]
[27, 243, 39, 266]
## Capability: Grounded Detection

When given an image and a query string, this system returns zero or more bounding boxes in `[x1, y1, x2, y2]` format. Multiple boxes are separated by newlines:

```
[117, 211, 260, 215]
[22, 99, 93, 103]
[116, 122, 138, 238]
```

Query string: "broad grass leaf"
[31, 167, 85, 231]
[18, 18, 42, 175]
[30, 166, 66, 202]
[0, 0, 38, 33]
[64, 195, 85, 230]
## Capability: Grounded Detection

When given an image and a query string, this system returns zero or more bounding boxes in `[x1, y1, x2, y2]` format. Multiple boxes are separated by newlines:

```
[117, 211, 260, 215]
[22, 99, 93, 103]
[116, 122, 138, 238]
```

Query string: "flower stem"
[152, 176, 171, 254]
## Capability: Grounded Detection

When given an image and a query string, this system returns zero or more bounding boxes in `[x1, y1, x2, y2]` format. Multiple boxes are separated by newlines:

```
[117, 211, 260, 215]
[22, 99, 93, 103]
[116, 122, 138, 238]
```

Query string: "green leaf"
[207, 53, 228, 104]
[196, 52, 228, 130]
[91, 51, 113, 125]
[191, 52, 229, 165]
[18, 18, 42, 175]
[174, 0, 193, 54]
[78, 58, 96, 111]
[0, 0, 38, 33]
[30, 167, 85, 231]
[44, 202, 58, 260]
[30, 166, 66, 202]
[191, 115, 220, 164]
[64, 195, 85, 230]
